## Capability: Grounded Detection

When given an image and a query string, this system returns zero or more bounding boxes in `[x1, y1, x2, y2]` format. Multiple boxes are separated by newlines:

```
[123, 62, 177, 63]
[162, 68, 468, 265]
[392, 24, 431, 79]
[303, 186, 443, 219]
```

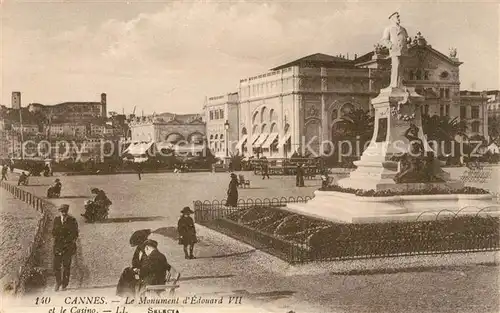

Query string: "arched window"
[261, 107, 267, 123]
[270, 123, 277, 133]
[252, 111, 259, 124]
[220, 134, 224, 140]
[261, 123, 268, 133]
[331, 109, 338, 120]
[341, 103, 354, 116]
[252, 124, 259, 134]
[214, 134, 219, 140]
[165, 133, 185, 144]
[284, 123, 290, 133]
[269, 109, 276, 122]
[210, 134, 214, 140]
[241, 127, 248, 135]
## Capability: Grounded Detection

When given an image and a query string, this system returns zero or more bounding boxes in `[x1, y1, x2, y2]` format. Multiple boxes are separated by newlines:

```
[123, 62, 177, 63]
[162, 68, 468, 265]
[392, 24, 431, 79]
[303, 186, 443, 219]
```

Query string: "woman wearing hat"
[177, 207, 197, 259]
[47, 178, 62, 198]
[225, 173, 239, 207]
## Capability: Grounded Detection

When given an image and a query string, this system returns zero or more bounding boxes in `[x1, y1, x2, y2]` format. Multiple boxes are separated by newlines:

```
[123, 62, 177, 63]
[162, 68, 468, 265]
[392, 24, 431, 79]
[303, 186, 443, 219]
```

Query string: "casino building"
[205, 33, 489, 159]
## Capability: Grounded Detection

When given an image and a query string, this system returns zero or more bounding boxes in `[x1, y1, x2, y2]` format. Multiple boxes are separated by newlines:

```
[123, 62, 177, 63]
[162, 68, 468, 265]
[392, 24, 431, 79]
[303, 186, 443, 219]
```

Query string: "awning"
[254, 133, 269, 147]
[251, 133, 260, 144]
[123, 141, 154, 156]
[261, 133, 279, 148]
[278, 133, 292, 146]
[235, 135, 248, 151]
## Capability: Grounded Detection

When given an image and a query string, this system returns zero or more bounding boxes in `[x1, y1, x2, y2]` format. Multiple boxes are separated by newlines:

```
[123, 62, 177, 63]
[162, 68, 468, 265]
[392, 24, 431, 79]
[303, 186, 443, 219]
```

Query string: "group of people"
[116, 206, 198, 297]
[51, 195, 198, 296]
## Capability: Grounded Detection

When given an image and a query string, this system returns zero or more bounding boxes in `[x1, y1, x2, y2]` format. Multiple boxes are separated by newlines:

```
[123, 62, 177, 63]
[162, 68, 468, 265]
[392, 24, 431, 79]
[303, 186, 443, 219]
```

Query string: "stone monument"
[286, 12, 499, 223]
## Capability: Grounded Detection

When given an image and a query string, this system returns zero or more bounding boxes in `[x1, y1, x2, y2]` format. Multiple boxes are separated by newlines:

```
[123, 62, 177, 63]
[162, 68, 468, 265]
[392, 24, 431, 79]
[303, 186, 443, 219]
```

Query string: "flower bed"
[203, 205, 500, 263]
[319, 184, 490, 197]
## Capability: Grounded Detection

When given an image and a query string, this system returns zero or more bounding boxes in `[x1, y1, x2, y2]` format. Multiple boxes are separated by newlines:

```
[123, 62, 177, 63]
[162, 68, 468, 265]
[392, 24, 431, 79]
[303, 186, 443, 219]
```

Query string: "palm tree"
[488, 115, 500, 142]
[336, 109, 374, 140]
[422, 114, 468, 157]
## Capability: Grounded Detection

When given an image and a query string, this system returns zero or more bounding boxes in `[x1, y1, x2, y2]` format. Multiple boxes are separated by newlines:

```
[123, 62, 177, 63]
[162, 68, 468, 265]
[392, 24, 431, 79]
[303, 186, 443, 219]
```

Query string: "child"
[177, 207, 197, 259]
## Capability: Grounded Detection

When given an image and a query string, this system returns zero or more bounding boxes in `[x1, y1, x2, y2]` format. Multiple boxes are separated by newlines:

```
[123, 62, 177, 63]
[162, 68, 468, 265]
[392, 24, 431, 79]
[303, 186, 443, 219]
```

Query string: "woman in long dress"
[116, 229, 151, 297]
[225, 173, 239, 207]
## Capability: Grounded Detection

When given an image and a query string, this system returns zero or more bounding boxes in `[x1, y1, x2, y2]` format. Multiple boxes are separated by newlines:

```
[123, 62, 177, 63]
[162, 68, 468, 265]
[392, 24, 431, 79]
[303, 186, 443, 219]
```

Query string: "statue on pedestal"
[381, 12, 411, 88]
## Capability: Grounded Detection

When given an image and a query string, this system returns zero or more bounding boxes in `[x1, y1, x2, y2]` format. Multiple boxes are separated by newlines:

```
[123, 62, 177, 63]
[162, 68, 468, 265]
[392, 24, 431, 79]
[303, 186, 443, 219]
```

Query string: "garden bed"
[196, 204, 500, 263]
[319, 184, 490, 197]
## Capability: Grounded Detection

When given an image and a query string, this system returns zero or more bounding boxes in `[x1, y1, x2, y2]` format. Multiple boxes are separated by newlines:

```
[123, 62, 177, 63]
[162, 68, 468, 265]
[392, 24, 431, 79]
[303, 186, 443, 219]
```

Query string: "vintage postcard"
[1, 1, 499, 313]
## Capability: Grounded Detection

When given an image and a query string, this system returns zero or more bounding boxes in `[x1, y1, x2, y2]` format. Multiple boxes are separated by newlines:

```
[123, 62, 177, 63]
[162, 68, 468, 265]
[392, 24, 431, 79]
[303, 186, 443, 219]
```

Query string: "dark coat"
[178, 216, 197, 245]
[225, 177, 239, 207]
[116, 245, 147, 297]
[52, 215, 79, 255]
[139, 249, 171, 285]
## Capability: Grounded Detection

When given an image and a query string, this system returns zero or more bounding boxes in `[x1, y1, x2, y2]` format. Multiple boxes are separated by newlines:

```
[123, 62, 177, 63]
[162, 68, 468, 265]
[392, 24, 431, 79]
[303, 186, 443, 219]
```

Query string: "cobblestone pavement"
[4, 171, 500, 313]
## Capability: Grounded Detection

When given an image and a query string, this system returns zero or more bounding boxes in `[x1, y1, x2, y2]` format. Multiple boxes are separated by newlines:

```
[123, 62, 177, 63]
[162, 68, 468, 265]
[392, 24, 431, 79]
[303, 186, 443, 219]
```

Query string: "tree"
[422, 114, 467, 141]
[488, 115, 500, 141]
[336, 109, 375, 140]
[422, 114, 468, 157]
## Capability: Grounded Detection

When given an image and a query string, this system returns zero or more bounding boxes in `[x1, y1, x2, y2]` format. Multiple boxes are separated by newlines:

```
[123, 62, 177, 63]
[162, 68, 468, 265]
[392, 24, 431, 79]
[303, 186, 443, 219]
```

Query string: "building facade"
[27, 93, 107, 123]
[459, 91, 489, 138]
[204, 93, 239, 158]
[487, 90, 500, 118]
[208, 33, 486, 158]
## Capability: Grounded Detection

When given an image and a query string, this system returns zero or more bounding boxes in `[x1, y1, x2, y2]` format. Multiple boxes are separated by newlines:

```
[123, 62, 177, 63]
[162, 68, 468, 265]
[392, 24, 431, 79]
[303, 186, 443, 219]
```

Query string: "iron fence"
[193, 196, 500, 264]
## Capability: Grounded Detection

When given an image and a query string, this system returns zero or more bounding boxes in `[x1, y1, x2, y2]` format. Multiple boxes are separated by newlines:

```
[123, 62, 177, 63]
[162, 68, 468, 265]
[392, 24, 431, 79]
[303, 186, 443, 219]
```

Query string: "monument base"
[285, 190, 500, 224]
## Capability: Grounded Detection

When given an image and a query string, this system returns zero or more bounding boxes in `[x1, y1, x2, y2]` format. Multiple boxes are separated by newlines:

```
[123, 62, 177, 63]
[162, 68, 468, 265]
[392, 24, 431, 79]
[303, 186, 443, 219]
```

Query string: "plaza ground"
[2, 168, 500, 313]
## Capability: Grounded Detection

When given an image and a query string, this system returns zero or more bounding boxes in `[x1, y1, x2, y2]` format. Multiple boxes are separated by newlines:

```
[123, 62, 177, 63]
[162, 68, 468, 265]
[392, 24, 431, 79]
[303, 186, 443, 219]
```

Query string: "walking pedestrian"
[52, 204, 79, 291]
[296, 164, 305, 187]
[177, 207, 198, 259]
[225, 173, 239, 207]
[1, 165, 8, 181]
[262, 161, 270, 179]
[136, 162, 143, 180]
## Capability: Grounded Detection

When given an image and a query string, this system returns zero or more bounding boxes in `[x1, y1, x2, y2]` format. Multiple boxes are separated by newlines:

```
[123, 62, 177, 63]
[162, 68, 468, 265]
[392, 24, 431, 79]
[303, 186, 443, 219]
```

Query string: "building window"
[460, 106, 467, 119]
[215, 110, 220, 119]
[210, 111, 213, 120]
[439, 105, 444, 117]
[424, 105, 429, 115]
[445, 89, 450, 99]
[220, 109, 224, 119]
[471, 106, 479, 119]
[445, 104, 450, 116]
[471, 121, 480, 133]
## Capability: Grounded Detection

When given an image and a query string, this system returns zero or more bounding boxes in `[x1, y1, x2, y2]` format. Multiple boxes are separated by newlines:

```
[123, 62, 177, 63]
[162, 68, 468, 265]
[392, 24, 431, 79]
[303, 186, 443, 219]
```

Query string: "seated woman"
[116, 230, 151, 297]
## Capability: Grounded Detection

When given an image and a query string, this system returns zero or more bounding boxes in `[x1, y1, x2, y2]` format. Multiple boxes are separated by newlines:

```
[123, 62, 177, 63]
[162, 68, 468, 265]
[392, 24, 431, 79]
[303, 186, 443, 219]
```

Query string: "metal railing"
[0, 181, 54, 294]
[193, 197, 500, 264]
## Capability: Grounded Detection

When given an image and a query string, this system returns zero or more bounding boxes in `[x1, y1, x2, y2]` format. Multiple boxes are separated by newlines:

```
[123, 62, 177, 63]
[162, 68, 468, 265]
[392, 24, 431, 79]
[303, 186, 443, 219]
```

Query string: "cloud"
[1, 1, 498, 114]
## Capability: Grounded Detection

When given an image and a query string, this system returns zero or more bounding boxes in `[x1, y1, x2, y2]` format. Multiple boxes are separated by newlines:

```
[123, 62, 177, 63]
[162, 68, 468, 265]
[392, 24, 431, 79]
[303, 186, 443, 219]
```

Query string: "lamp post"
[224, 120, 230, 158]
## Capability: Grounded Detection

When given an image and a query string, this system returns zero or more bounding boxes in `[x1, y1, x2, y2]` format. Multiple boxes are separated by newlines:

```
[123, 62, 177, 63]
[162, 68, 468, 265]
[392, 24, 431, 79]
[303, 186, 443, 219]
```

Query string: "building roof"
[155, 112, 203, 123]
[270, 53, 354, 71]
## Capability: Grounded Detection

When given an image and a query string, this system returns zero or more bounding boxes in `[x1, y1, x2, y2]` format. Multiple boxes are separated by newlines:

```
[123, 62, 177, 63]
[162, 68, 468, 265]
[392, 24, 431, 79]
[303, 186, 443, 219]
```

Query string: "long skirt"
[116, 267, 138, 297]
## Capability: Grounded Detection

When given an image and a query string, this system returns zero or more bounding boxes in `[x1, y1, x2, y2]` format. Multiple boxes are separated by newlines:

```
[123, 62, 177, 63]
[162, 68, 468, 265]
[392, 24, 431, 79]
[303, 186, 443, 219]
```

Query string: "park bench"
[238, 174, 250, 188]
[140, 267, 181, 297]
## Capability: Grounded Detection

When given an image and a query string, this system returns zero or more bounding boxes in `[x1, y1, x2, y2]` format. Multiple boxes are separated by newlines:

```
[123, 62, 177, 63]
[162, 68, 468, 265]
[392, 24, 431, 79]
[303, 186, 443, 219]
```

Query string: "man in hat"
[139, 239, 171, 286]
[381, 12, 410, 88]
[52, 204, 79, 291]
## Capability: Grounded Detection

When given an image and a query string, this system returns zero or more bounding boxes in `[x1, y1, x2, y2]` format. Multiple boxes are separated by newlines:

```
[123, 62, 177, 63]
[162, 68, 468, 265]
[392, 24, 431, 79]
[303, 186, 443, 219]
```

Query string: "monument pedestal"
[285, 86, 499, 223]
[286, 190, 500, 224]
[338, 86, 456, 191]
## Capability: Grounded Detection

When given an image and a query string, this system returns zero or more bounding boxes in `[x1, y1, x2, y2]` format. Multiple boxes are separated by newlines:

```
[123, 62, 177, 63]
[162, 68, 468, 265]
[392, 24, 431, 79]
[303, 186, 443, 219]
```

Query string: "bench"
[238, 175, 250, 188]
[140, 267, 181, 297]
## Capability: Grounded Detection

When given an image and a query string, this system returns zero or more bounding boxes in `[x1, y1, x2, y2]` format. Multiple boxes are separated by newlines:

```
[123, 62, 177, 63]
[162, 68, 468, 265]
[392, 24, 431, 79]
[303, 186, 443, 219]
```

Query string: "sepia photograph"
[0, 1, 499, 312]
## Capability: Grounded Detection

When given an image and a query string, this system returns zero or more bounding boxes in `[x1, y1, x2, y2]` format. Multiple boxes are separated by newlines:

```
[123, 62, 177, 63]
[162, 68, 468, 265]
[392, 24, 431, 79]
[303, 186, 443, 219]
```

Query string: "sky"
[1, 1, 499, 115]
